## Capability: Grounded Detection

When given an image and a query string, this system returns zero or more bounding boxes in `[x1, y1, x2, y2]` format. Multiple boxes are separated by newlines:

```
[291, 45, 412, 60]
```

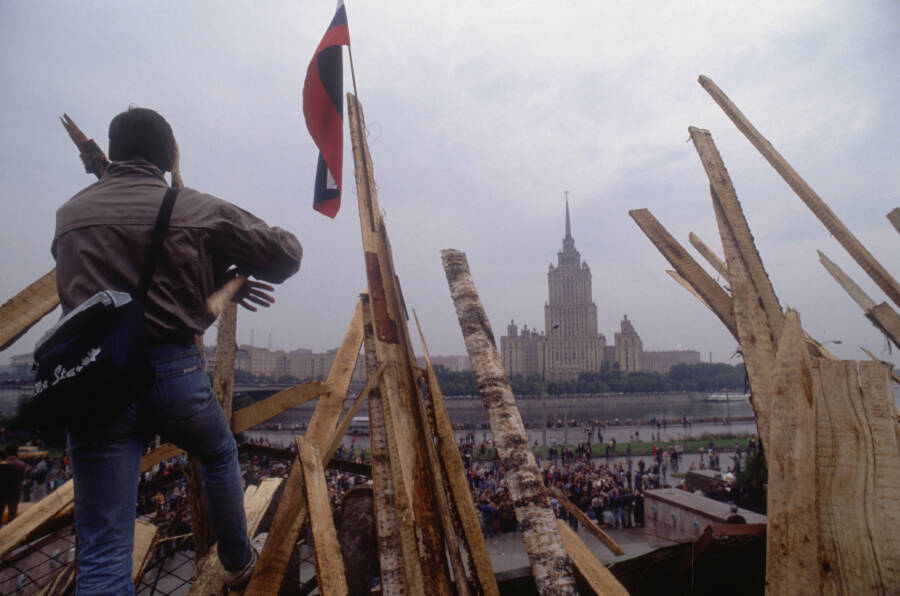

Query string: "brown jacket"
[53, 160, 302, 342]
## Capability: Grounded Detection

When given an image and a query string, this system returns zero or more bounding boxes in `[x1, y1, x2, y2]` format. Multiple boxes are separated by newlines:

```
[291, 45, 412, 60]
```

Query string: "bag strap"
[136, 187, 180, 299]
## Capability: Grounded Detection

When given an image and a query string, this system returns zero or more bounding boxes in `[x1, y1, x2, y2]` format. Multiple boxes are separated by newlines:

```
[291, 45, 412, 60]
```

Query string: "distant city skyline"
[502, 201, 700, 380]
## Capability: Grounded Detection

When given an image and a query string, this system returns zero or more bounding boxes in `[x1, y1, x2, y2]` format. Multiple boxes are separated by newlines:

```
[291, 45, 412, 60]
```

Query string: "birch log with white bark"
[442, 249, 577, 596]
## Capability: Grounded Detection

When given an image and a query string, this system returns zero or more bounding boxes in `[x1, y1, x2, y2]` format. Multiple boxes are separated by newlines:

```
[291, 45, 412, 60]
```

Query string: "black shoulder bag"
[33, 187, 180, 431]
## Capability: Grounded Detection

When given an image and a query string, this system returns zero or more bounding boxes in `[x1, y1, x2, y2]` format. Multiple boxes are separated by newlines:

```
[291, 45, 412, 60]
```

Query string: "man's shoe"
[223, 546, 258, 589]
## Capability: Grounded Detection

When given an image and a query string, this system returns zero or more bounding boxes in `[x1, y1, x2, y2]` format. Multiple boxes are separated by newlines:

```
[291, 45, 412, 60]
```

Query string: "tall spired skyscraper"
[501, 198, 699, 379]
[542, 199, 606, 378]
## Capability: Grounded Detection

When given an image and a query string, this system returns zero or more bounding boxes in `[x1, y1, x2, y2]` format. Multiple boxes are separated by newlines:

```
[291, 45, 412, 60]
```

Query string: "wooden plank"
[322, 363, 385, 463]
[213, 303, 238, 419]
[888, 208, 900, 235]
[705, 179, 777, 449]
[442, 249, 577, 595]
[856, 361, 900, 590]
[360, 295, 422, 595]
[766, 310, 817, 595]
[407, 314, 471, 596]
[132, 519, 158, 584]
[414, 310, 500, 596]
[815, 358, 900, 592]
[243, 313, 369, 594]
[245, 477, 282, 537]
[191, 304, 240, 561]
[230, 381, 326, 433]
[818, 250, 877, 311]
[60, 113, 109, 178]
[629, 209, 737, 339]
[188, 477, 284, 596]
[555, 520, 629, 596]
[38, 565, 76, 596]
[305, 300, 364, 449]
[868, 303, 900, 350]
[699, 75, 900, 311]
[690, 127, 784, 342]
[549, 487, 624, 556]
[244, 460, 307, 595]
[0, 480, 74, 558]
[688, 232, 730, 282]
[349, 94, 448, 594]
[205, 275, 247, 319]
[666, 270, 716, 315]
[140, 442, 184, 472]
[297, 436, 349, 596]
[860, 347, 900, 385]
[0, 269, 59, 352]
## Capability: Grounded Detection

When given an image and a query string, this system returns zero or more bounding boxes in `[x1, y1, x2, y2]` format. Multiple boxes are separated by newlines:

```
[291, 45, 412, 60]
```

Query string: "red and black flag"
[303, 1, 350, 218]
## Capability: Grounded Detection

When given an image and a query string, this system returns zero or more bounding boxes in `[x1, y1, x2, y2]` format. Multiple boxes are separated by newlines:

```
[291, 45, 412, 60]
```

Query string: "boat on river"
[701, 392, 749, 402]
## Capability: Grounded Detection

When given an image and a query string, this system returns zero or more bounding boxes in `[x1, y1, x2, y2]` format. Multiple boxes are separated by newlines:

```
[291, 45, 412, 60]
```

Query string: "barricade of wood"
[631, 75, 900, 594]
[1, 102, 633, 594]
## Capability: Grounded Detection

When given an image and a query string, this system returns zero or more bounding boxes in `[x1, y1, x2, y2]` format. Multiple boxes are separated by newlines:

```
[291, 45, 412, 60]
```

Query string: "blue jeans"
[69, 344, 250, 595]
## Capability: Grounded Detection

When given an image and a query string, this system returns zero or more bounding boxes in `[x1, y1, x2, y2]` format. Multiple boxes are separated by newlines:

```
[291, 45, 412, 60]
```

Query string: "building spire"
[564, 190, 572, 241]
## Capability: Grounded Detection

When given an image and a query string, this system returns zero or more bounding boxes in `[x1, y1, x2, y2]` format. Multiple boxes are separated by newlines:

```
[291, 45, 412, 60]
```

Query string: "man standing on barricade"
[53, 107, 302, 594]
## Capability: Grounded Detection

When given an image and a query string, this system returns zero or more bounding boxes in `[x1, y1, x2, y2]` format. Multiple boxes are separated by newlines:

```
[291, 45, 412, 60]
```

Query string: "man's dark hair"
[108, 107, 175, 172]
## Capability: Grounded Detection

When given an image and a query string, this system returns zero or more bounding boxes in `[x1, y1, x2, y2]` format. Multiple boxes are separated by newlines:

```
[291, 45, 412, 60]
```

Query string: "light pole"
[541, 323, 559, 449]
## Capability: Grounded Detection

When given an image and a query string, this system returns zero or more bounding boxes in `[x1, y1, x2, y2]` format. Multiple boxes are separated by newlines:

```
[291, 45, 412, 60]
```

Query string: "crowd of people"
[0, 445, 72, 524]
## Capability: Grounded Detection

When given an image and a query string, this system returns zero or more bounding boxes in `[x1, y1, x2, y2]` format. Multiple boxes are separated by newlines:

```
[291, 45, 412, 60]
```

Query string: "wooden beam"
[297, 437, 349, 596]
[666, 270, 717, 315]
[0, 269, 59, 352]
[629, 209, 737, 339]
[442, 249, 577, 595]
[687, 141, 780, 448]
[244, 459, 306, 595]
[322, 363, 385, 463]
[188, 477, 284, 596]
[860, 347, 900, 385]
[132, 519, 158, 584]
[230, 381, 326, 433]
[818, 251, 877, 312]
[305, 300, 364, 450]
[555, 520, 629, 596]
[360, 295, 422, 594]
[689, 232, 730, 282]
[37, 565, 76, 595]
[818, 251, 900, 349]
[815, 358, 900, 592]
[868, 303, 900, 350]
[245, 477, 283, 536]
[414, 310, 500, 596]
[349, 93, 450, 594]
[60, 113, 109, 178]
[408, 314, 472, 596]
[699, 75, 900, 311]
[766, 310, 818, 594]
[0, 480, 74, 558]
[888, 208, 900, 235]
[690, 127, 784, 341]
[549, 487, 624, 556]
[244, 307, 371, 595]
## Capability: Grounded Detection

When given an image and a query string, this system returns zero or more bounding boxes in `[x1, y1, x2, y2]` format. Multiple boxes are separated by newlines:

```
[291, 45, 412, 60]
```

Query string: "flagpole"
[347, 44, 360, 100]
[346, 42, 376, 231]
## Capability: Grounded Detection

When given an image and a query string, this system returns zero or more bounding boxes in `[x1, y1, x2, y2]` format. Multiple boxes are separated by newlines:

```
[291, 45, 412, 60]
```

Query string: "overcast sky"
[1, 0, 898, 370]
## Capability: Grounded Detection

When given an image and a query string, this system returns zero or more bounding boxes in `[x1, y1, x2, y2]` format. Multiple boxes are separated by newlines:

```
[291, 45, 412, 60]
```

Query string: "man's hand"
[231, 279, 276, 312]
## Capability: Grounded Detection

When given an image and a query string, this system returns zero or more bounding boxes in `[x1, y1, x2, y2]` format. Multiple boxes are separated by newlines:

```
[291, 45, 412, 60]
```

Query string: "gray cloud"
[1, 0, 898, 370]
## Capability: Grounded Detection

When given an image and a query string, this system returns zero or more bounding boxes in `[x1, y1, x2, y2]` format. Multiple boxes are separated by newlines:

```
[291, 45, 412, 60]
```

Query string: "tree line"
[434, 361, 746, 396]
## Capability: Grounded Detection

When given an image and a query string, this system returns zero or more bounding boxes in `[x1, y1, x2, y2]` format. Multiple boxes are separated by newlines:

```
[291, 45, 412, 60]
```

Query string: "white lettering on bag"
[34, 347, 102, 395]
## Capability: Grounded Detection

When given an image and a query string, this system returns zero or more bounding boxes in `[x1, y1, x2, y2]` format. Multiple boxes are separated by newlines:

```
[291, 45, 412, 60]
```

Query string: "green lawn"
[465, 432, 758, 460]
